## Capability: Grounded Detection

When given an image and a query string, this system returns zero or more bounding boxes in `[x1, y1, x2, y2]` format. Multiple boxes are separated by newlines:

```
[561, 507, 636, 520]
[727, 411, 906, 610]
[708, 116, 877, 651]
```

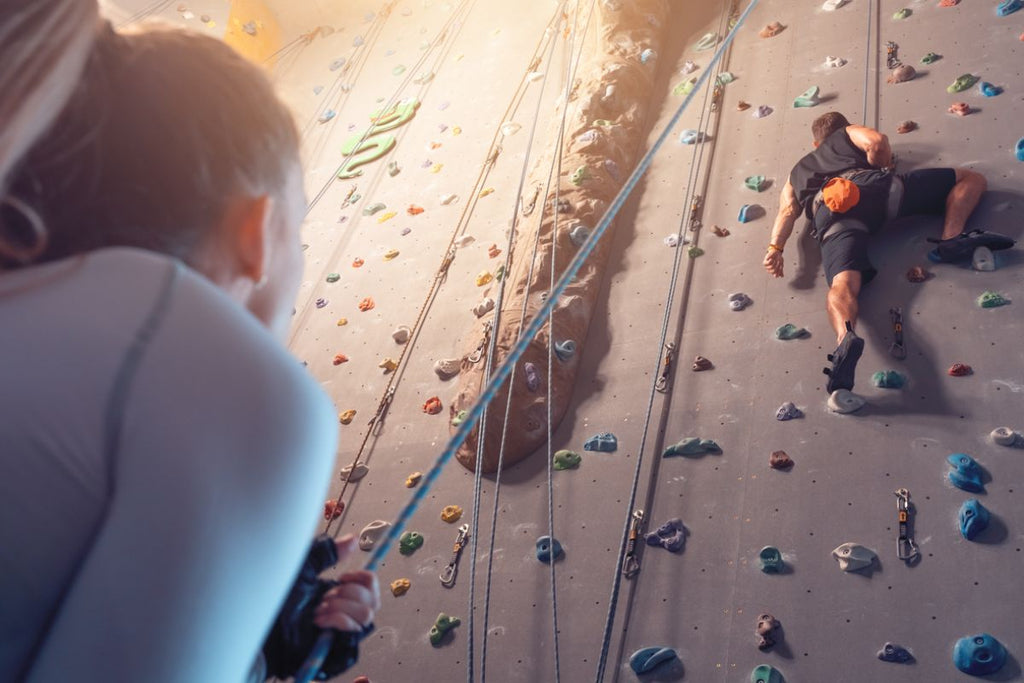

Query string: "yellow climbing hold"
[478, 187, 495, 198]
[336, 317, 348, 326]
[339, 409, 357, 425]
[476, 271, 494, 286]
[390, 578, 411, 597]
[406, 471, 423, 488]
[430, 163, 444, 174]
[377, 211, 396, 223]
[452, 126, 462, 136]
[379, 358, 398, 373]
[383, 248, 400, 261]
[441, 505, 463, 523]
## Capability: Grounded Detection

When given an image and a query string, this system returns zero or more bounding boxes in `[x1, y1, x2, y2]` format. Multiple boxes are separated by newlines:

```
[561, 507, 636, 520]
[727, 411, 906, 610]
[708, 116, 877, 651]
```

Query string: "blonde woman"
[0, 5, 377, 681]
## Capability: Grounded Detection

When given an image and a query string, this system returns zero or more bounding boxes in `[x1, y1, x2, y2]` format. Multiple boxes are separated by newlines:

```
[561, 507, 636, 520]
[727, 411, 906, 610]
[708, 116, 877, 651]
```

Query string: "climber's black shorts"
[895, 167, 958, 217]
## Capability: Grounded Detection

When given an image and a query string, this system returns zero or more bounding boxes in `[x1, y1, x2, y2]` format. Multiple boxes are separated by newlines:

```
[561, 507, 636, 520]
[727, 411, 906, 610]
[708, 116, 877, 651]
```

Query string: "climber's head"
[2, 12, 305, 339]
[811, 111, 851, 148]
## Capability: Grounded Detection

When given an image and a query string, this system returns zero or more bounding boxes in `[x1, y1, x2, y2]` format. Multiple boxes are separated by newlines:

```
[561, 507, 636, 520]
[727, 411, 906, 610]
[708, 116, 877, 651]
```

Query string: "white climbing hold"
[824, 55, 847, 68]
[340, 463, 369, 482]
[972, 246, 995, 271]
[991, 427, 1024, 447]
[663, 233, 690, 247]
[358, 520, 391, 551]
[832, 542, 877, 571]
[527, 71, 545, 82]
[412, 71, 435, 85]
[318, 109, 336, 123]
[454, 235, 475, 248]
[473, 298, 495, 318]
[392, 326, 411, 344]
[822, 0, 849, 10]
[680, 60, 698, 74]
[440, 193, 459, 205]
[828, 389, 865, 414]
[601, 85, 616, 104]
[352, 35, 364, 47]
[434, 358, 461, 380]
[500, 121, 522, 137]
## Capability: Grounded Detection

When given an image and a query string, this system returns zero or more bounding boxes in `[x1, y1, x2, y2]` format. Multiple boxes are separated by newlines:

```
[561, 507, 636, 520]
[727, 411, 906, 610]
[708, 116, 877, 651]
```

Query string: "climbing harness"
[895, 488, 919, 562]
[655, 342, 676, 393]
[440, 524, 471, 588]
[885, 41, 901, 69]
[889, 306, 906, 359]
[622, 509, 645, 578]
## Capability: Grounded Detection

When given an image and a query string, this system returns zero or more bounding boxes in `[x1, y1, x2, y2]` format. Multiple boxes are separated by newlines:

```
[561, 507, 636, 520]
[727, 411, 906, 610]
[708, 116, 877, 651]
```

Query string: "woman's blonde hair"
[0, 1, 99, 262]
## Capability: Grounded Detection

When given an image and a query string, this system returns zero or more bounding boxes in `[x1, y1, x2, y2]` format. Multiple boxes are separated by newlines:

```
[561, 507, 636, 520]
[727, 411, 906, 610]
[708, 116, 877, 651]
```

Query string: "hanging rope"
[115, 0, 176, 28]
[862, 0, 873, 127]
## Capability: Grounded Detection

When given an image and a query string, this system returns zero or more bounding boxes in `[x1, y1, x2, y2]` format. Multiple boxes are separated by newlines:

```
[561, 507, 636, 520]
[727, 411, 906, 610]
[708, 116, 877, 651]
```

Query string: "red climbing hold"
[948, 363, 973, 376]
[938, 0, 959, 6]
[423, 396, 443, 415]
[488, 243, 502, 259]
[333, 353, 349, 365]
[353, 677, 371, 683]
[324, 499, 344, 521]
[407, 205, 425, 215]
[358, 297, 375, 312]
[906, 266, 928, 282]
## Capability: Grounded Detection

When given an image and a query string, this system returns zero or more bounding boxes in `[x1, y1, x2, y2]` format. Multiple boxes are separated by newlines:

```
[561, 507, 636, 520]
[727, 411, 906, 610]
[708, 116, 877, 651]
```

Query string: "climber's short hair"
[811, 112, 851, 145]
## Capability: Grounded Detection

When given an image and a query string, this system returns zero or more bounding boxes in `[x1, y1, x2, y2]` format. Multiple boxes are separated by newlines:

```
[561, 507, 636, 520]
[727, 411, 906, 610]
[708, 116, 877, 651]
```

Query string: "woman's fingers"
[313, 597, 374, 631]
[337, 570, 381, 610]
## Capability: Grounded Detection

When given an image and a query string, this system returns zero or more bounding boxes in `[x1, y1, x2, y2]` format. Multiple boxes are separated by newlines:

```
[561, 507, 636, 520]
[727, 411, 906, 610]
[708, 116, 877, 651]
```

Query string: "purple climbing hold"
[729, 292, 753, 311]
[315, 298, 328, 309]
[584, 432, 618, 452]
[644, 518, 687, 552]
[753, 105, 773, 119]
[878, 642, 914, 663]
[524, 362, 540, 392]
[775, 402, 802, 421]
[604, 158, 621, 180]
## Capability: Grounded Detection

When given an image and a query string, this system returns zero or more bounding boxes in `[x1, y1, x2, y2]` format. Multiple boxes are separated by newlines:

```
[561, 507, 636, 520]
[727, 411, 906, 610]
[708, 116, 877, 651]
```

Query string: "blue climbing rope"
[296, 0, 760, 680]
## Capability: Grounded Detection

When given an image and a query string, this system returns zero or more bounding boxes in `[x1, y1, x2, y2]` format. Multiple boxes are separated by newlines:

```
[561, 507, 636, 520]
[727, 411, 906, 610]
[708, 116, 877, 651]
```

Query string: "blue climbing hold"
[554, 340, 577, 362]
[978, 81, 1003, 97]
[996, 0, 1021, 16]
[758, 546, 783, 573]
[629, 647, 678, 674]
[878, 642, 914, 663]
[584, 432, 618, 453]
[536, 535, 563, 563]
[1016, 137, 1024, 162]
[947, 453, 984, 493]
[679, 129, 703, 144]
[738, 204, 755, 222]
[953, 633, 1007, 676]
[959, 499, 991, 540]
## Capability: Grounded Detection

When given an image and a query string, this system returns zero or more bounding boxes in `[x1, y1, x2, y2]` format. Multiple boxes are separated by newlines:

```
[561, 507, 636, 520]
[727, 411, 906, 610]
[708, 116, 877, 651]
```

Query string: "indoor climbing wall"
[112, 0, 1024, 681]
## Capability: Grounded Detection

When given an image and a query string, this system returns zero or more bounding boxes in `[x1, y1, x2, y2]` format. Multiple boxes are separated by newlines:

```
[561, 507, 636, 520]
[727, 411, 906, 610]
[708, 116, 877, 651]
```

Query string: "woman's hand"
[312, 535, 381, 632]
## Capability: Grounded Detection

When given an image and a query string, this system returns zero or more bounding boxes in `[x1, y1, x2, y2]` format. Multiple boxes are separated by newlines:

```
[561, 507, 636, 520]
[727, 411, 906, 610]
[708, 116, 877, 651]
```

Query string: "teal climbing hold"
[751, 664, 783, 683]
[738, 204, 760, 222]
[629, 647, 678, 674]
[921, 52, 941, 64]
[745, 175, 767, 192]
[715, 71, 736, 86]
[663, 437, 721, 457]
[428, 613, 461, 646]
[1016, 138, 1024, 162]
[947, 73, 978, 93]
[872, 370, 906, 388]
[793, 85, 821, 108]
[399, 531, 424, 555]
[363, 202, 387, 216]
[536, 535, 563, 563]
[553, 449, 581, 470]
[584, 432, 617, 452]
[759, 546, 783, 573]
[948, 453, 984, 493]
[775, 323, 808, 340]
[977, 291, 1010, 308]
[959, 499, 991, 540]
[996, 0, 1022, 16]
[326, 273, 341, 283]
[640, 48, 656, 64]
[979, 81, 1003, 97]
[953, 633, 1007, 676]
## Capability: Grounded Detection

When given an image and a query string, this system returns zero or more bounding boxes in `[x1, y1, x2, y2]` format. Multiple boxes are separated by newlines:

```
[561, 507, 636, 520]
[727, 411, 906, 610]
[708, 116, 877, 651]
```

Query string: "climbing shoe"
[823, 322, 864, 393]
[927, 229, 1015, 263]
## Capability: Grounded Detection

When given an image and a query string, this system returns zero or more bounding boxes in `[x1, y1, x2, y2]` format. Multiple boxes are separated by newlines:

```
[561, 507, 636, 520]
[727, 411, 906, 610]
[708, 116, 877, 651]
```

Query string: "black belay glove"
[262, 535, 374, 680]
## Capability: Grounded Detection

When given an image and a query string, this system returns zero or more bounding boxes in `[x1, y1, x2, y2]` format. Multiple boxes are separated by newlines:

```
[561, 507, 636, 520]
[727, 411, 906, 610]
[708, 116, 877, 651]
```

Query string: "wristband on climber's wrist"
[768, 243, 783, 254]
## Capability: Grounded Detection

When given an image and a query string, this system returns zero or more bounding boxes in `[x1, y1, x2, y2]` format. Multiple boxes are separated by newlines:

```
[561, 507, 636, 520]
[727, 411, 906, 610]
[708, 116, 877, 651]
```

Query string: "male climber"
[762, 111, 1014, 393]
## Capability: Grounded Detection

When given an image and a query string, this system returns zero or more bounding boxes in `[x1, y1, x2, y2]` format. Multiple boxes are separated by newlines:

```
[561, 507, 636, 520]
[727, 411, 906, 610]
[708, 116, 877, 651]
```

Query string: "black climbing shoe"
[823, 322, 864, 393]
[927, 229, 1016, 263]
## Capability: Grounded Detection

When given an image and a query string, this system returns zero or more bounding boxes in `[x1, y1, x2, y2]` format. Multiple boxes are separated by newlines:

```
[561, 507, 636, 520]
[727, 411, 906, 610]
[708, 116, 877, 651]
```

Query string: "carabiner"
[895, 488, 919, 562]
[623, 509, 644, 578]
[440, 524, 470, 588]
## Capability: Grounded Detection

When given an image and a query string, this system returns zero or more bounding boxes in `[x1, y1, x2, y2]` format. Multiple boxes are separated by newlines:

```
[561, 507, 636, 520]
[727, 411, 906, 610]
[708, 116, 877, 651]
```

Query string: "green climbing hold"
[571, 166, 590, 186]
[892, 7, 911, 19]
[673, 78, 696, 96]
[775, 323, 808, 340]
[947, 73, 978, 93]
[694, 32, 718, 51]
[495, 264, 506, 282]
[326, 273, 341, 283]
[751, 664, 783, 683]
[688, 246, 704, 258]
[451, 410, 467, 427]
[978, 290, 1010, 308]
[663, 437, 722, 457]
[793, 85, 821, 108]
[399, 531, 424, 555]
[553, 449, 581, 470]
[392, 64, 406, 76]
[363, 202, 387, 216]
[921, 52, 941, 64]
[592, 119, 613, 127]
[872, 370, 906, 389]
[745, 175, 767, 192]
[429, 613, 461, 646]
[715, 71, 736, 86]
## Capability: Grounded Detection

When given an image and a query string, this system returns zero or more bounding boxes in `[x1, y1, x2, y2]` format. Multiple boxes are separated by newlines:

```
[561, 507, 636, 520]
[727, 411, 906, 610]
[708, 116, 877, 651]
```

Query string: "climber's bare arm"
[846, 124, 893, 170]
[764, 180, 800, 278]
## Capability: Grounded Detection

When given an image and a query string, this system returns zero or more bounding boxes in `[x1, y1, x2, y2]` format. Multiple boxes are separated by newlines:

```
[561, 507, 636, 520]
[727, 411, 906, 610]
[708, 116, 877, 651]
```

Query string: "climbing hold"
[775, 323, 808, 340]
[571, 166, 590, 186]
[499, 121, 522, 137]
[318, 109, 336, 124]
[383, 248, 399, 261]
[323, 499, 344, 521]
[429, 163, 443, 174]
[451, 410, 468, 427]
[603, 158, 621, 180]
[878, 643, 914, 663]
[973, 246, 995, 271]
[638, 48, 657, 65]
[906, 265, 928, 282]
[738, 204, 760, 222]
[358, 297, 374, 312]
[472, 298, 495, 318]
[554, 340, 577, 362]
[405, 471, 423, 488]
[584, 432, 618, 453]
[390, 578, 411, 597]
[948, 362, 972, 376]
[629, 647, 678, 675]
[378, 211, 396, 223]
[716, 71, 736, 86]
[822, 0, 849, 8]
[712, 225, 730, 237]
[871, 370, 906, 389]
[753, 105, 773, 118]
[358, 520, 391, 551]
[953, 634, 1008, 676]
[412, 71, 434, 85]
[387, 161, 401, 177]
[769, 450, 793, 469]
[423, 397, 443, 415]
[745, 175, 767, 192]
[996, 0, 1022, 16]
[392, 326, 411, 344]
[524, 362, 541, 392]
[832, 542, 877, 571]
[363, 202, 386, 216]
[338, 409, 359, 426]
[644, 518, 687, 552]
[887, 65, 916, 84]
[687, 246, 704, 258]
[352, 258, 365, 268]
[663, 233, 690, 247]
[441, 505, 463, 523]
[569, 223, 591, 247]
[979, 81, 1003, 97]
[398, 531, 423, 556]
[485, 243, 501, 259]
[793, 85, 821, 107]
[392, 64, 406, 76]
[921, 51, 941, 64]
[678, 128, 703, 144]
[759, 546, 783, 573]
[948, 74, 979, 93]
[948, 453, 984, 492]
[692, 356, 713, 371]
[991, 427, 1024, 447]
[454, 235, 475, 249]
[339, 463, 369, 482]
[736, 101, 751, 111]
[553, 449, 581, 470]
[315, 298, 328, 309]
[378, 357, 398, 373]
[681, 60, 698, 74]
[755, 614, 781, 651]
[751, 664, 783, 683]
[758, 21, 785, 38]
[828, 389, 865, 413]
[775, 402, 803, 421]
[440, 193, 458, 206]
[896, 120, 917, 134]
[694, 32, 718, 51]
[959, 499, 991, 540]
[672, 78, 697, 97]
[949, 102, 971, 116]
[326, 272, 341, 283]
[406, 205, 424, 216]
[352, 35, 364, 47]
[824, 55, 847, 68]
[475, 271, 493, 287]
[428, 613, 461, 646]
[536, 536, 563, 563]
[434, 358, 461, 381]
[332, 354, 349, 366]
[663, 437, 722, 457]
[939, 0, 959, 5]
[892, 7, 911, 19]
[729, 292, 753, 311]
[977, 291, 1010, 308]
[1017, 137, 1024, 161]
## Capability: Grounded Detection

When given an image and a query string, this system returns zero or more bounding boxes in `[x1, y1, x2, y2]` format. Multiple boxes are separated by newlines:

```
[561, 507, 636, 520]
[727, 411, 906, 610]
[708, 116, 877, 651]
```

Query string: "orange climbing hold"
[323, 499, 344, 521]
[737, 101, 751, 111]
[949, 102, 971, 116]
[333, 353, 349, 365]
[938, 0, 959, 6]
[407, 204, 425, 215]
[358, 297, 375, 311]
[423, 396, 443, 414]
[488, 244, 502, 258]
[429, 141, 442, 149]
[759, 21, 785, 38]
[352, 258, 365, 268]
